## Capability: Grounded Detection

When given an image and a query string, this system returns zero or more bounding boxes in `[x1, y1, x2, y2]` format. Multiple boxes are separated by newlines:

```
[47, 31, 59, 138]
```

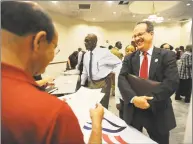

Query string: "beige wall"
[180, 20, 192, 46]
[49, 11, 191, 63]
[44, 11, 191, 77]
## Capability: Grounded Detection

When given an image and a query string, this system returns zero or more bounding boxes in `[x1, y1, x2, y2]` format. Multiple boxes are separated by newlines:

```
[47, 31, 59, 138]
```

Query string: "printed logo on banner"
[83, 117, 128, 144]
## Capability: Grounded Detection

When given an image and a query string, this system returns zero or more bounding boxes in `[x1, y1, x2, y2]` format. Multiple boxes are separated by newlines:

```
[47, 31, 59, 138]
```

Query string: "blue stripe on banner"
[84, 123, 126, 133]
[86, 117, 126, 128]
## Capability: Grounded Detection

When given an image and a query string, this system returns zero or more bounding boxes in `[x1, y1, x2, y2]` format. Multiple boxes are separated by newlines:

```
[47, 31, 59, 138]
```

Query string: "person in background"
[81, 34, 122, 109]
[76, 48, 83, 70]
[125, 45, 135, 56]
[116, 44, 136, 119]
[110, 41, 124, 60]
[118, 21, 179, 144]
[175, 45, 192, 103]
[33, 75, 54, 90]
[108, 45, 113, 50]
[160, 43, 171, 50]
[2, 1, 104, 144]
[110, 41, 124, 96]
[179, 46, 185, 57]
[175, 47, 181, 60]
[66, 51, 78, 70]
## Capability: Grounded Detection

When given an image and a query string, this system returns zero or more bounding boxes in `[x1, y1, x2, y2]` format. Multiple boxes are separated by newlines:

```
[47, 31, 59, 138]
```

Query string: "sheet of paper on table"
[58, 87, 104, 128]
[51, 75, 79, 94]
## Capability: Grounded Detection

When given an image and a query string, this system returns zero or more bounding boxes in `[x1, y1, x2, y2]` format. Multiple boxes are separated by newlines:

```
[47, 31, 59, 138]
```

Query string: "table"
[51, 74, 79, 95]
[54, 70, 157, 143]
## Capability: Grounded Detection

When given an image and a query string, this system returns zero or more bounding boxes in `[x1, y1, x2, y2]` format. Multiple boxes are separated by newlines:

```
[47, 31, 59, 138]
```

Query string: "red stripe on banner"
[102, 134, 114, 144]
[114, 136, 128, 144]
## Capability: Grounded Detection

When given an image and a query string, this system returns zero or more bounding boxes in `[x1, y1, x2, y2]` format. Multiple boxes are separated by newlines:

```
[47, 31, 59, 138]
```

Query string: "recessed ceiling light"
[92, 18, 96, 21]
[133, 15, 136, 17]
[107, 1, 113, 3]
[113, 12, 116, 14]
[51, 1, 58, 4]
[187, 3, 190, 6]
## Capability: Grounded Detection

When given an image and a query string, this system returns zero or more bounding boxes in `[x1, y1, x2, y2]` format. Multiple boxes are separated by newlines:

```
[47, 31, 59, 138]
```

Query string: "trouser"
[130, 109, 169, 144]
[119, 99, 124, 120]
[175, 78, 192, 101]
[131, 122, 169, 144]
[88, 74, 113, 109]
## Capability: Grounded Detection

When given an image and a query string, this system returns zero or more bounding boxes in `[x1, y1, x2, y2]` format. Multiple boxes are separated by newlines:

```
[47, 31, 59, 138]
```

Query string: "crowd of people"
[2, 1, 192, 144]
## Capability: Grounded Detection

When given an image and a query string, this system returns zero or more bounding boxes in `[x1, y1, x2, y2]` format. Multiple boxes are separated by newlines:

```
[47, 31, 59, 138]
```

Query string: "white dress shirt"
[81, 46, 122, 85]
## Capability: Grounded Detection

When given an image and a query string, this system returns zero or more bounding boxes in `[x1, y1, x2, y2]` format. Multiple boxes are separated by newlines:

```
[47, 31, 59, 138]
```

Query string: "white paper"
[58, 87, 105, 128]
[51, 75, 79, 94]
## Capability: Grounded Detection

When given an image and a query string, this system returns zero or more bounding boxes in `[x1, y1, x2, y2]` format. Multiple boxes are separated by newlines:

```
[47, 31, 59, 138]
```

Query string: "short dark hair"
[78, 48, 82, 52]
[115, 41, 121, 47]
[179, 46, 185, 51]
[137, 21, 154, 33]
[186, 44, 192, 52]
[108, 45, 113, 50]
[1, 1, 55, 43]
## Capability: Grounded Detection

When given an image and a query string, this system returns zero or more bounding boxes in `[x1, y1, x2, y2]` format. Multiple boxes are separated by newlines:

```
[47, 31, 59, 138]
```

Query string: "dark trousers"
[119, 99, 124, 120]
[175, 78, 192, 102]
[131, 110, 169, 144]
[88, 74, 112, 109]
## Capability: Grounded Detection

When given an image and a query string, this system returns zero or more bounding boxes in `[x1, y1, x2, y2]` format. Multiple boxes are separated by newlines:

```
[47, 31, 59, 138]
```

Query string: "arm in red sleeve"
[46, 102, 84, 144]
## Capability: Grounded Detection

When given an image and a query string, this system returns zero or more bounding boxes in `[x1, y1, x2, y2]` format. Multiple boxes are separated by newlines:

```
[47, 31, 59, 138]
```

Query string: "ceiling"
[36, 1, 193, 23]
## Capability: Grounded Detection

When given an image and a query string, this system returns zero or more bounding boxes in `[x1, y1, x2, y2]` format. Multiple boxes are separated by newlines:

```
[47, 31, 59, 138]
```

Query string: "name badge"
[155, 59, 158, 62]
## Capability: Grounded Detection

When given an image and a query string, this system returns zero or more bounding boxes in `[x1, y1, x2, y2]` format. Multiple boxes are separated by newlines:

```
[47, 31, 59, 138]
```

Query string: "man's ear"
[33, 31, 47, 52]
[150, 31, 154, 36]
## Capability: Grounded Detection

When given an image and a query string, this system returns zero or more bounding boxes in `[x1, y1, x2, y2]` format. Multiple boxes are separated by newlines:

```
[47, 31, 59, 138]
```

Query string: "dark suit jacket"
[118, 47, 179, 134]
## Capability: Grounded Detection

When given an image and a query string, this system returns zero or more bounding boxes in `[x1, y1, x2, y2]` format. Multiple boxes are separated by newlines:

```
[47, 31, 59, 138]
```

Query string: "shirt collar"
[139, 45, 154, 56]
[2, 62, 39, 87]
[90, 46, 99, 53]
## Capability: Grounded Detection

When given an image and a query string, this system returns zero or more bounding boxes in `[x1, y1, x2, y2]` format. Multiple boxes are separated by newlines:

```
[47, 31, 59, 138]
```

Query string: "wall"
[44, 11, 191, 77]
[48, 11, 187, 62]
[180, 20, 192, 46]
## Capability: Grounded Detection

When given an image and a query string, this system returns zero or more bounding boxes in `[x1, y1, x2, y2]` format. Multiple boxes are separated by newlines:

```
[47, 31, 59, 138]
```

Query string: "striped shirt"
[177, 51, 192, 79]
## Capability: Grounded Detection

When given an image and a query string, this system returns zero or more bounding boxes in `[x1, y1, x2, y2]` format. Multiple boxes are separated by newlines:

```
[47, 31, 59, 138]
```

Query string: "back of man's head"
[179, 46, 185, 51]
[78, 48, 82, 52]
[186, 44, 192, 52]
[1, 1, 55, 43]
[115, 41, 122, 49]
[1, 1, 57, 76]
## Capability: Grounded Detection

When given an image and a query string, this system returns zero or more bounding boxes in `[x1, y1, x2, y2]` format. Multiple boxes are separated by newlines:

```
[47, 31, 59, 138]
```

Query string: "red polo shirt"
[2, 63, 84, 144]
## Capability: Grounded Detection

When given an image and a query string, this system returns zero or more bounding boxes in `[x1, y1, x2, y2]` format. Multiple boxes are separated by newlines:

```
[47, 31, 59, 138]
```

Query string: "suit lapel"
[132, 51, 140, 76]
[149, 47, 161, 79]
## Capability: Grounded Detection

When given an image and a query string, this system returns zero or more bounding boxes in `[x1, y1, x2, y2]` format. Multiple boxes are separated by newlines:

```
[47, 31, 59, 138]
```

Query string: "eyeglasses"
[133, 31, 147, 39]
[55, 48, 60, 55]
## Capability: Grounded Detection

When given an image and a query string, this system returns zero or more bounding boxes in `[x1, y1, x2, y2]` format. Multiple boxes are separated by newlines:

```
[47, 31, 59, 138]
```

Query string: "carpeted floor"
[108, 95, 190, 144]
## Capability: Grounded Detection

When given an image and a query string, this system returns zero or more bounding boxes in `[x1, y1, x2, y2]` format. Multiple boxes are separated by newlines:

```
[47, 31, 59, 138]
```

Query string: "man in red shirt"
[1, 1, 103, 144]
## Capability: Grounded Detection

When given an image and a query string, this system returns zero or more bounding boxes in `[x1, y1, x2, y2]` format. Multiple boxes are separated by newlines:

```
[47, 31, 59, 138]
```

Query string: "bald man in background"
[2, 1, 104, 144]
[81, 34, 122, 109]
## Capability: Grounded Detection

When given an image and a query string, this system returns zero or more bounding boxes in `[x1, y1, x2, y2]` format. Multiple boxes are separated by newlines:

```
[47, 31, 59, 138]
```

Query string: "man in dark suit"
[118, 21, 179, 144]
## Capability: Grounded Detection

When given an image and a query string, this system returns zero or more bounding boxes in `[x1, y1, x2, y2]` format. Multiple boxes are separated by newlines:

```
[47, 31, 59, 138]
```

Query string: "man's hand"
[133, 96, 153, 109]
[44, 77, 54, 83]
[90, 104, 104, 126]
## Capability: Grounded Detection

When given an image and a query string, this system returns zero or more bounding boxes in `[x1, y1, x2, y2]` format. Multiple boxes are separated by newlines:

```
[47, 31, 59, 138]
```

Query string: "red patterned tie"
[140, 51, 148, 79]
